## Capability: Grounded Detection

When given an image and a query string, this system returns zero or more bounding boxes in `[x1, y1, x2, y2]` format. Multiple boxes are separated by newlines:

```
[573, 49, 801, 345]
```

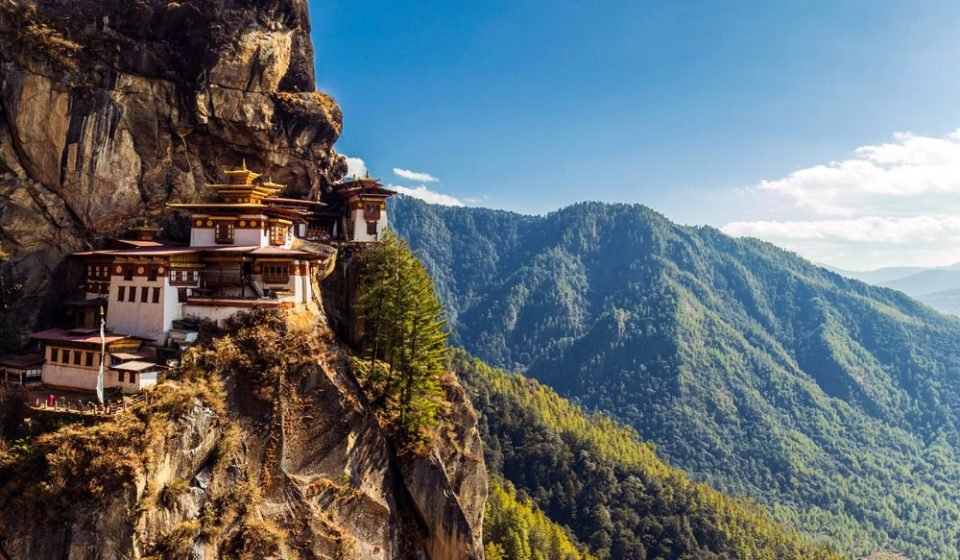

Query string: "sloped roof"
[110, 360, 162, 372]
[0, 354, 44, 369]
[29, 328, 134, 345]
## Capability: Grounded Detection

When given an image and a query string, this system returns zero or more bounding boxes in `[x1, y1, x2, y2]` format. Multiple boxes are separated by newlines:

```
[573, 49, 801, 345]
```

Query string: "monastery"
[0, 163, 395, 396]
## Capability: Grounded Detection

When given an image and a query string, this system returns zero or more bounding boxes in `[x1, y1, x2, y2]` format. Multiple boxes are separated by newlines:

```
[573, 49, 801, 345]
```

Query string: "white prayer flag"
[96, 306, 105, 405]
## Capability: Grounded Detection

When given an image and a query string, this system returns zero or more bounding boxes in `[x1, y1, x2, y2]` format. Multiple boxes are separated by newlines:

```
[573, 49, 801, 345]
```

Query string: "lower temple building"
[29, 329, 162, 393]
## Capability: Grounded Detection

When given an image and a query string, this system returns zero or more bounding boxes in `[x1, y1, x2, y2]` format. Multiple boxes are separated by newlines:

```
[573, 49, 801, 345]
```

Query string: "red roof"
[0, 354, 44, 369]
[75, 246, 202, 257]
[112, 239, 181, 248]
[323, 185, 396, 201]
[29, 328, 134, 345]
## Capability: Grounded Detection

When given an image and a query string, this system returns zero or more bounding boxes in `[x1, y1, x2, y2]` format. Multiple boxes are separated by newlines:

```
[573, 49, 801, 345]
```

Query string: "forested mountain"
[391, 196, 960, 559]
[456, 350, 842, 560]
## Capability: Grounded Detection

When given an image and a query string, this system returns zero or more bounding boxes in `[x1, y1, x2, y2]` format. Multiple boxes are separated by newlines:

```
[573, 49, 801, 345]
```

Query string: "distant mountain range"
[392, 195, 960, 559]
[827, 263, 960, 315]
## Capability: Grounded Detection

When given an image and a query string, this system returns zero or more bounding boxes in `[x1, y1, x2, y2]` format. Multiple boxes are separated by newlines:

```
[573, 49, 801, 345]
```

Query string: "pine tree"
[357, 230, 448, 442]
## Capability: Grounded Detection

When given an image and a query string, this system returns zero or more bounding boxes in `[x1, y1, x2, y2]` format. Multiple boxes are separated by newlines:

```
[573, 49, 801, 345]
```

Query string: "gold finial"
[241, 158, 248, 171]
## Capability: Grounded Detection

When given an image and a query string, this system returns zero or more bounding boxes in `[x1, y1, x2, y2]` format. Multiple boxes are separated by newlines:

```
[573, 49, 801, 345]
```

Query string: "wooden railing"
[28, 391, 151, 417]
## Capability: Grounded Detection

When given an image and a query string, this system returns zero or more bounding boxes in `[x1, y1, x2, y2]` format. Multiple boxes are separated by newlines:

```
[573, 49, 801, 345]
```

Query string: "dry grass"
[150, 520, 201, 558]
[158, 478, 190, 510]
[0, 310, 328, 552]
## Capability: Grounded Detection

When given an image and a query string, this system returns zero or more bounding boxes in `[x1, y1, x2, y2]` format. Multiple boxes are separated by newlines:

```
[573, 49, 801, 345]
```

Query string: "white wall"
[182, 304, 246, 326]
[347, 208, 387, 242]
[41, 346, 103, 391]
[234, 226, 269, 247]
[190, 227, 216, 247]
[107, 277, 174, 343]
[42, 362, 100, 391]
[191, 219, 273, 248]
[116, 369, 158, 393]
[162, 280, 182, 343]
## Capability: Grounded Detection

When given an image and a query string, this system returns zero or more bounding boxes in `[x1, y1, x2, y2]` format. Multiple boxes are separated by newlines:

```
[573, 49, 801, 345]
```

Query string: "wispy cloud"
[749, 130, 960, 217]
[393, 168, 439, 183]
[723, 216, 960, 244]
[344, 155, 367, 179]
[389, 184, 464, 207]
[722, 129, 960, 269]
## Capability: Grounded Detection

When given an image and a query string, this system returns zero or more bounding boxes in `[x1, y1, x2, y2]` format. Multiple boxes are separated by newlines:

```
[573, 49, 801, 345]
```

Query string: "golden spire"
[223, 159, 261, 185]
[261, 175, 285, 190]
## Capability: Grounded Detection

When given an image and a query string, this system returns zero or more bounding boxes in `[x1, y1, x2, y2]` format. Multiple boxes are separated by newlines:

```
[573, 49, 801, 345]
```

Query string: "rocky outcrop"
[0, 0, 348, 327]
[0, 311, 487, 559]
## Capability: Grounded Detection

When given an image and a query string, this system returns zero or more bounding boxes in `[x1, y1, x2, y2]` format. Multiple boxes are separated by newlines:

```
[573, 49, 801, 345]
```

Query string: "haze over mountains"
[391, 195, 960, 559]
[830, 263, 960, 316]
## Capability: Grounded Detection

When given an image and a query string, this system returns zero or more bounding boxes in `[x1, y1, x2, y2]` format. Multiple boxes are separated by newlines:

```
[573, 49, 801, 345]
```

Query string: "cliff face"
[0, 311, 487, 559]
[0, 0, 347, 325]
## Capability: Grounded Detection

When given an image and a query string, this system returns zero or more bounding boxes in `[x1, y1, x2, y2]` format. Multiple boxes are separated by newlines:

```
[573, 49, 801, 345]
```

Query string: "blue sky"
[309, 1, 960, 269]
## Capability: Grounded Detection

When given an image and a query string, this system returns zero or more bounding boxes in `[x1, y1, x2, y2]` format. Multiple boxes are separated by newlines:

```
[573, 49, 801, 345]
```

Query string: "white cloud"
[722, 129, 960, 269]
[389, 184, 464, 207]
[721, 217, 960, 269]
[751, 129, 960, 217]
[393, 168, 439, 183]
[723, 216, 960, 244]
[344, 156, 367, 179]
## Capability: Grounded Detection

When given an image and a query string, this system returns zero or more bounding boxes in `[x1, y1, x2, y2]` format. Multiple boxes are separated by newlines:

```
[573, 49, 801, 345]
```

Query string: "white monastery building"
[2, 163, 395, 394]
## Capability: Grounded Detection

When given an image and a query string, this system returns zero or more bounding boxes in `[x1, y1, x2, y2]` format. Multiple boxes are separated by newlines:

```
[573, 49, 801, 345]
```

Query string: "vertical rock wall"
[0, 0, 348, 327]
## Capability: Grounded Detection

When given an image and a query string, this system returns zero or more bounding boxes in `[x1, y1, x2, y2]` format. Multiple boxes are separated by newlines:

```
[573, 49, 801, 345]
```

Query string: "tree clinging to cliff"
[358, 230, 449, 443]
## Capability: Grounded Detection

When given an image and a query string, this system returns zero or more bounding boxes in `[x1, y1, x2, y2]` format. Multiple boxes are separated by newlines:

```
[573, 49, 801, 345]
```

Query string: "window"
[178, 288, 187, 303]
[50, 348, 58, 362]
[363, 202, 381, 220]
[73, 351, 82, 365]
[262, 264, 289, 284]
[85, 352, 94, 367]
[152, 287, 161, 303]
[118, 371, 125, 383]
[118, 286, 126, 302]
[270, 224, 287, 246]
[366, 221, 378, 236]
[215, 222, 235, 244]
[148, 267, 157, 281]
[124, 266, 133, 281]
[141, 286, 149, 303]
[170, 269, 196, 286]
[129, 372, 138, 384]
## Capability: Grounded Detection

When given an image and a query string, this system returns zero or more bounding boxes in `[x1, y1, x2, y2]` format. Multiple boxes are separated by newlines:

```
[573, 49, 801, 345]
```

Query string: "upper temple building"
[72, 163, 394, 349]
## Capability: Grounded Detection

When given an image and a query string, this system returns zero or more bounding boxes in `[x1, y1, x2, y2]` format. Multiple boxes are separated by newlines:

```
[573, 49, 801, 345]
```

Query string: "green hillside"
[484, 478, 597, 560]
[456, 351, 842, 560]
[392, 196, 960, 558]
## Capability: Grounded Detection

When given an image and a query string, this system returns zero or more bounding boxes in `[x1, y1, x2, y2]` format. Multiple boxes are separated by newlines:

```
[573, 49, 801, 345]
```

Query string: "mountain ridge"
[391, 195, 960, 559]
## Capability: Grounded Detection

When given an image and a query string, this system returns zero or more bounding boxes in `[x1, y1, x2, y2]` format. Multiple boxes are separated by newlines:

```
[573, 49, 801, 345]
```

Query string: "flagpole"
[97, 306, 105, 405]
